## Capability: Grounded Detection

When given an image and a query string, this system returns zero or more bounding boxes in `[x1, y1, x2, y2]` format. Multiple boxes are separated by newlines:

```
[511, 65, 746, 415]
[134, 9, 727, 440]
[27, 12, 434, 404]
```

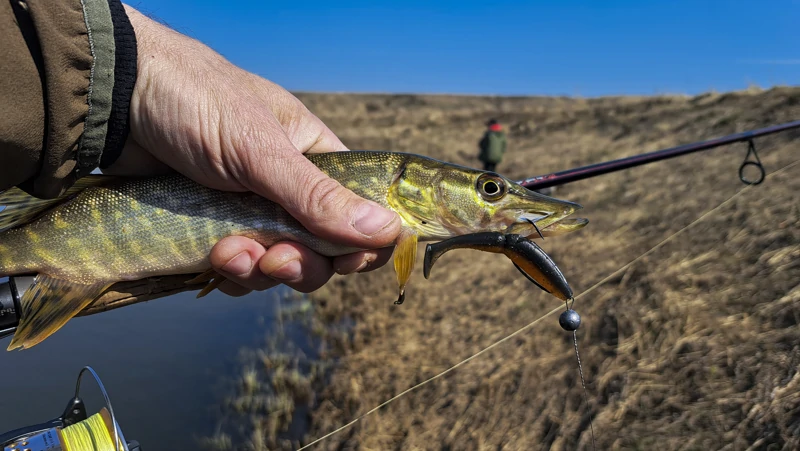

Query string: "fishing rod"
[0, 366, 141, 451]
[517, 119, 800, 190]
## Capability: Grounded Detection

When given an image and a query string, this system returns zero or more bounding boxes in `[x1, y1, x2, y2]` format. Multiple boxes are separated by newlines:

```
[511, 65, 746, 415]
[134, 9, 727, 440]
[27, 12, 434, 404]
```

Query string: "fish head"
[387, 158, 588, 240]
[487, 176, 589, 239]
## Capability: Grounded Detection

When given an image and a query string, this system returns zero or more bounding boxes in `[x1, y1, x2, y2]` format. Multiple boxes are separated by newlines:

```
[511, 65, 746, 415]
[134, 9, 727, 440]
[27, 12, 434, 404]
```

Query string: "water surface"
[0, 285, 289, 450]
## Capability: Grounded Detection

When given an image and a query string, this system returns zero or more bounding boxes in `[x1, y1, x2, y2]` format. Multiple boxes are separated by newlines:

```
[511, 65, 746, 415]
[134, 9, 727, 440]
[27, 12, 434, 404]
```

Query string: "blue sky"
[126, 0, 799, 97]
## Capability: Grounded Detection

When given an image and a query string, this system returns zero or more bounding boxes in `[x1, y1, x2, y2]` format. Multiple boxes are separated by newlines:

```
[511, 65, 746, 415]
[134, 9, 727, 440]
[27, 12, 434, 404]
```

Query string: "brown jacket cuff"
[100, 0, 137, 170]
[0, 0, 137, 199]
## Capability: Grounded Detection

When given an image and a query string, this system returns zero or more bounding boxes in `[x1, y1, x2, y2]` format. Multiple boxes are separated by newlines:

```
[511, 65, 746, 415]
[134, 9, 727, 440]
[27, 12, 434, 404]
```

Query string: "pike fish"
[0, 151, 588, 350]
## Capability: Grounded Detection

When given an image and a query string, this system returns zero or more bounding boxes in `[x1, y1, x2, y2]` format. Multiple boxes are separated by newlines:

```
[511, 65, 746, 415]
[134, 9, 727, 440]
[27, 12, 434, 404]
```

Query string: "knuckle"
[221, 117, 290, 188]
[303, 174, 350, 218]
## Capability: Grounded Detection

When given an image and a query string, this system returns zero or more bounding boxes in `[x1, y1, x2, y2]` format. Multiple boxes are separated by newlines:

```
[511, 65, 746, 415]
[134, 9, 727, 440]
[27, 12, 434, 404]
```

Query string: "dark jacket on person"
[0, 0, 137, 199]
[478, 125, 507, 164]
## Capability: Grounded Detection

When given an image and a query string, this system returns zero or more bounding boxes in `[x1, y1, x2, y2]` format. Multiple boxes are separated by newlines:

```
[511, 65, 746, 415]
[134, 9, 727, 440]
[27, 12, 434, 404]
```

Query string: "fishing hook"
[526, 218, 545, 240]
[739, 140, 765, 185]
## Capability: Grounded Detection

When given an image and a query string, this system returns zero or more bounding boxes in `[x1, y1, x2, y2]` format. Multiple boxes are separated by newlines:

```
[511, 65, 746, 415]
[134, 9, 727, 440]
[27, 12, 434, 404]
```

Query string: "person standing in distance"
[478, 119, 507, 173]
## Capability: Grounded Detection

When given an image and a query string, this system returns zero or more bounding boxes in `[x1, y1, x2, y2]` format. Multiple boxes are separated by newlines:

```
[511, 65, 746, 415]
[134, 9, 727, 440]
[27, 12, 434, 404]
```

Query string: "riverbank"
[219, 87, 800, 450]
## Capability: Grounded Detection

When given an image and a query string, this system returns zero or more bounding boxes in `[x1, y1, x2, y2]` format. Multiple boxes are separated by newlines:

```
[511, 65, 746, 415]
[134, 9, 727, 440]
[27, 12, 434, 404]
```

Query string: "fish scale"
[0, 150, 587, 350]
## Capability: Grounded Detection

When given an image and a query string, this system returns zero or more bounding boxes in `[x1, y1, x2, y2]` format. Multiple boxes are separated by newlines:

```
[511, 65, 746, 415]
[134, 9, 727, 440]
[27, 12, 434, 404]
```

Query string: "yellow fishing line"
[61, 411, 116, 451]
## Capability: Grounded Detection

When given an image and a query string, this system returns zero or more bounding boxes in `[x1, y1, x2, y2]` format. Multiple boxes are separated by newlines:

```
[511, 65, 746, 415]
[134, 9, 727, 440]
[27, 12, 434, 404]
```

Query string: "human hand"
[106, 5, 400, 296]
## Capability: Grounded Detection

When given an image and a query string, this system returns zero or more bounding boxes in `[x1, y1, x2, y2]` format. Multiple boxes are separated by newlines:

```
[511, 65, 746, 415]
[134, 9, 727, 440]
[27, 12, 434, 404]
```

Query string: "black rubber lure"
[423, 232, 573, 301]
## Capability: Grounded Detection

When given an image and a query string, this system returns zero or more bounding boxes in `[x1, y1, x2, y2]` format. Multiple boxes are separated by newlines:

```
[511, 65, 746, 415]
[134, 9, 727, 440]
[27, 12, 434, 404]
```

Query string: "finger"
[209, 236, 279, 291]
[303, 119, 349, 154]
[332, 247, 394, 275]
[216, 280, 253, 298]
[257, 242, 335, 293]
[224, 113, 401, 250]
[285, 107, 350, 154]
[257, 83, 349, 154]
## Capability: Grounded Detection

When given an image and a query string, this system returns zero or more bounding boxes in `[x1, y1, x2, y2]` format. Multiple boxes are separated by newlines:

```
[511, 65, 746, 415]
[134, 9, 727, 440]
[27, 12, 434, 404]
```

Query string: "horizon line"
[288, 84, 796, 99]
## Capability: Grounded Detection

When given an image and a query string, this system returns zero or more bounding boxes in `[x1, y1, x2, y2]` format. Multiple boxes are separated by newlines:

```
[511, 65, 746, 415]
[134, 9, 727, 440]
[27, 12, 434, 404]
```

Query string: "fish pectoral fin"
[184, 269, 228, 298]
[197, 274, 227, 298]
[8, 275, 112, 351]
[393, 228, 418, 305]
[185, 269, 217, 285]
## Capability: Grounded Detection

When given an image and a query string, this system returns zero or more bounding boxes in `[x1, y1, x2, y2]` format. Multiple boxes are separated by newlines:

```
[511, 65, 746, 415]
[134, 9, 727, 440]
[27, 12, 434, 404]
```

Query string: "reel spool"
[0, 366, 140, 451]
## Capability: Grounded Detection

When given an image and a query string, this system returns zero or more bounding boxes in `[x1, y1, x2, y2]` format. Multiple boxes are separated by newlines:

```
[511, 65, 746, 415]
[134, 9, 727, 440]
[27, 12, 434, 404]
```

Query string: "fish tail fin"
[0, 175, 119, 232]
[7, 274, 111, 351]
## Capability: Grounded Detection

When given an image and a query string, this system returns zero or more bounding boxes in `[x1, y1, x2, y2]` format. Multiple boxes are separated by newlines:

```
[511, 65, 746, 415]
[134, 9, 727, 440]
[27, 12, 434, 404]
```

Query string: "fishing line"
[60, 411, 118, 451]
[298, 158, 799, 450]
[296, 303, 565, 450]
[526, 217, 545, 240]
[572, 329, 595, 450]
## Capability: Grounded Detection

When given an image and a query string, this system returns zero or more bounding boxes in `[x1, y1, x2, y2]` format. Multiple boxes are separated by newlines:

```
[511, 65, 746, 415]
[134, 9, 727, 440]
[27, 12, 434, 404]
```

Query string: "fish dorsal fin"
[0, 175, 119, 232]
[7, 274, 112, 350]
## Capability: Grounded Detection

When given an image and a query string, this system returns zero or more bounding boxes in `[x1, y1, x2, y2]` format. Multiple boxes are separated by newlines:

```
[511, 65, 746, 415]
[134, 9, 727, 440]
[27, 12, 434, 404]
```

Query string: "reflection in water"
[0, 285, 290, 451]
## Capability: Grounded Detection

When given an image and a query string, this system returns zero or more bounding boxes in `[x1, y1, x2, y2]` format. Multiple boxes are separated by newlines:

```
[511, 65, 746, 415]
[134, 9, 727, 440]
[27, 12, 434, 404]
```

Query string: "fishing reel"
[2, 279, 141, 450]
[0, 366, 140, 451]
[0, 276, 31, 341]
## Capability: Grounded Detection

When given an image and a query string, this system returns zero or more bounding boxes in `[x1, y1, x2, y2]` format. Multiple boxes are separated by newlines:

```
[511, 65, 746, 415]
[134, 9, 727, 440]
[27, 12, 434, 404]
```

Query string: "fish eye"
[477, 174, 506, 201]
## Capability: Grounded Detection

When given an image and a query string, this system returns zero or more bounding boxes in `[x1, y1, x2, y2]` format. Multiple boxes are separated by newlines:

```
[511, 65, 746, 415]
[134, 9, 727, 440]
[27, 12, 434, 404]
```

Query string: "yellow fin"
[197, 274, 227, 298]
[8, 274, 112, 351]
[392, 228, 418, 305]
[185, 269, 228, 298]
[185, 269, 217, 285]
[0, 175, 120, 232]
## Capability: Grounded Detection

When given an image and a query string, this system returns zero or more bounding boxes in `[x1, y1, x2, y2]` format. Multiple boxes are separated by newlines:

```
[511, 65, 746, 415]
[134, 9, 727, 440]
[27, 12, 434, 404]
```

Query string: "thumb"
[233, 125, 402, 250]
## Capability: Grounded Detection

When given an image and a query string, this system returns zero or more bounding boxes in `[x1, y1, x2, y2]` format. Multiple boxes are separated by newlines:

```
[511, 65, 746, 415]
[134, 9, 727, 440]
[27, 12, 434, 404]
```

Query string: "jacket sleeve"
[0, 0, 137, 199]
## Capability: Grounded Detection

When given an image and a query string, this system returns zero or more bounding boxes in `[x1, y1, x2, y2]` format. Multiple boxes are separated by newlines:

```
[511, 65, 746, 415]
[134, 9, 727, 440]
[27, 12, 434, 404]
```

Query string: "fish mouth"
[505, 190, 589, 239]
[536, 217, 589, 237]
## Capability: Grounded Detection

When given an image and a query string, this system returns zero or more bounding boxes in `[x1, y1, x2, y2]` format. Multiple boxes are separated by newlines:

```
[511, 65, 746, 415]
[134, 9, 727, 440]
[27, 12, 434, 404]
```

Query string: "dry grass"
[202, 296, 333, 451]
[226, 86, 800, 450]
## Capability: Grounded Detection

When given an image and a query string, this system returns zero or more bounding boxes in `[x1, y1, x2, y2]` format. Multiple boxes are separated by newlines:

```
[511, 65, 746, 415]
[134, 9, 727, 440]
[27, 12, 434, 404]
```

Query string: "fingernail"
[222, 252, 252, 275]
[353, 202, 396, 236]
[269, 260, 302, 280]
[337, 259, 369, 275]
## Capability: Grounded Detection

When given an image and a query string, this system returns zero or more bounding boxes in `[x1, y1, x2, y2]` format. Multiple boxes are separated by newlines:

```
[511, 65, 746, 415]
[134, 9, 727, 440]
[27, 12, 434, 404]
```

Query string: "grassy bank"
[218, 86, 800, 450]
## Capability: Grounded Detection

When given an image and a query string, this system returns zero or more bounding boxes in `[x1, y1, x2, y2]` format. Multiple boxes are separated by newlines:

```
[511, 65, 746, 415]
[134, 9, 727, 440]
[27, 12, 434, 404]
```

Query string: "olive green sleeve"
[0, 0, 137, 199]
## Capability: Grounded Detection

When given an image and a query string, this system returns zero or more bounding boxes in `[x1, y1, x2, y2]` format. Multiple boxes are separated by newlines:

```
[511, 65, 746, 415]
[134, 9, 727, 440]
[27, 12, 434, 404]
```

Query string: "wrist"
[120, 5, 235, 164]
[120, 4, 183, 161]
